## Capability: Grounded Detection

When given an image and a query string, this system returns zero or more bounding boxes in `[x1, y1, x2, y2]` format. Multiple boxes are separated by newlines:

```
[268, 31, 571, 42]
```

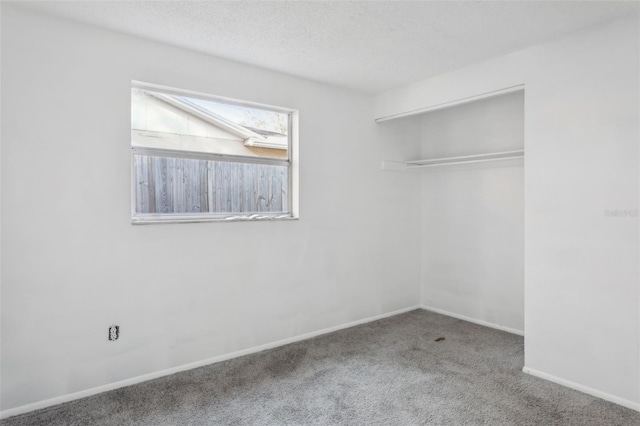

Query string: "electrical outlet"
[108, 325, 119, 341]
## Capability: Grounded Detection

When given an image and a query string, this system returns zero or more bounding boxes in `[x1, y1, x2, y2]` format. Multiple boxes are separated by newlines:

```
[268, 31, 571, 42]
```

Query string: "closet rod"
[406, 150, 524, 169]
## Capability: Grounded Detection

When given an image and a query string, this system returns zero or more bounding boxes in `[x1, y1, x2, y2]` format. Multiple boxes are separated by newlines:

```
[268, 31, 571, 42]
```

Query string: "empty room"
[1, 1, 639, 425]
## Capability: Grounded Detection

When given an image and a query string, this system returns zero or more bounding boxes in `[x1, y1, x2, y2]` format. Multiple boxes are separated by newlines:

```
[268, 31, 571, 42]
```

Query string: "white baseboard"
[0, 305, 421, 420]
[522, 367, 640, 412]
[421, 305, 524, 336]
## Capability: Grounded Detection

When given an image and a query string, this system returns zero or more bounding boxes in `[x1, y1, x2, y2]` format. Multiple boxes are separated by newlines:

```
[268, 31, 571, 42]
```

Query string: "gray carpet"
[3, 309, 640, 425]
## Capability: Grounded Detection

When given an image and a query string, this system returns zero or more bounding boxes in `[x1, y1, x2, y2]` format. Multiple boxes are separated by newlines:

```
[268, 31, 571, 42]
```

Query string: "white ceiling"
[9, 1, 640, 94]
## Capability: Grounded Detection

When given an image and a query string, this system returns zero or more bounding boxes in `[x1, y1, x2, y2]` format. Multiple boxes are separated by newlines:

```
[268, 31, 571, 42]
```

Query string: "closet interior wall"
[419, 91, 525, 334]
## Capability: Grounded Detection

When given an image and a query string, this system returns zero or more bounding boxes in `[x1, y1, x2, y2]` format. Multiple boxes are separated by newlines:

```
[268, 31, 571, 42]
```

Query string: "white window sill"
[131, 214, 299, 225]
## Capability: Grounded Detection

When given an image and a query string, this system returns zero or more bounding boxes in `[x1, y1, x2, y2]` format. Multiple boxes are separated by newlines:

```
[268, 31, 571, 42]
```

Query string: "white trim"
[522, 367, 640, 412]
[131, 213, 297, 225]
[421, 305, 524, 336]
[0, 305, 421, 420]
[374, 84, 524, 123]
[289, 111, 299, 218]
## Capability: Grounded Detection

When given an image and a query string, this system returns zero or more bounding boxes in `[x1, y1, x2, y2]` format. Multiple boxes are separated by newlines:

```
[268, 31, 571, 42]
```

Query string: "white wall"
[420, 92, 524, 333]
[375, 16, 640, 408]
[0, 3, 3, 409]
[0, 6, 421, 412]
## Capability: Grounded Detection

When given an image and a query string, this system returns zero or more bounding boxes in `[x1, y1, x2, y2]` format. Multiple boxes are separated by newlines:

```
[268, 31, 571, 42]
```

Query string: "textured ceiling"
[9, 1, 640, 94]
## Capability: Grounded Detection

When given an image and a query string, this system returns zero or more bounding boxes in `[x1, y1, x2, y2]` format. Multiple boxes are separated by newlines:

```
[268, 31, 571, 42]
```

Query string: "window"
[131, 82, 298, 223]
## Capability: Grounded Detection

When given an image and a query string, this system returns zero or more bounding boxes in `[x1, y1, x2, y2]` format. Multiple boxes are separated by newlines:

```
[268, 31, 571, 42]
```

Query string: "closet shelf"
[382, 150, 524, 171]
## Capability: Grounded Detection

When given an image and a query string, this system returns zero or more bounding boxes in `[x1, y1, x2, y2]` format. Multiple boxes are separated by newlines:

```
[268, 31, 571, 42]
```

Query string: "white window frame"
[130, 81, 299, 224]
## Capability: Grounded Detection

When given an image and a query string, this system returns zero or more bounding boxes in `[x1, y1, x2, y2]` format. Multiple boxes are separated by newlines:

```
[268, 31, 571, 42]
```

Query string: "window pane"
[131, 89, 288, 160]
[134, 154, 288, 215]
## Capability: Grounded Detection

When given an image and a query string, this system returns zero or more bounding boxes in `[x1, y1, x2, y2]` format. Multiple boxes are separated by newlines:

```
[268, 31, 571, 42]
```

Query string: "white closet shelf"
[382, 150, 524, 171]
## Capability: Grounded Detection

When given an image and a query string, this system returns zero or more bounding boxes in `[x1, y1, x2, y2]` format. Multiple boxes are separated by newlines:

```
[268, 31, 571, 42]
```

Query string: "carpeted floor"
[3, 309, 640, 425]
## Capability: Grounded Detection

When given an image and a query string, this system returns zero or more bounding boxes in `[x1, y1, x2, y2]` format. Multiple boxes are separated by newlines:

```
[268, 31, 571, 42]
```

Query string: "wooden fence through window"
[134, 155, 288, 214]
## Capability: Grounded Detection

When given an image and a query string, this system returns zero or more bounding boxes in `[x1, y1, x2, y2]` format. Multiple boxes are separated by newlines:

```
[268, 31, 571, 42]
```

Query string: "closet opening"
[382, 89, 525, 337]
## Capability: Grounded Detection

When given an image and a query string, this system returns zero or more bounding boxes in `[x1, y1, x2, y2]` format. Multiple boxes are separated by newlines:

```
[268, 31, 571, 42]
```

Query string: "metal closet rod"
[405, 150, 524, 168]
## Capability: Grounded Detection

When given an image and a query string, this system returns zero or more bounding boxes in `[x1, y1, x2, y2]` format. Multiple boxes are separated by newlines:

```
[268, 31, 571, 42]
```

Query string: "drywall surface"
[420, 92, 524, 333]
[0, 3, 3, 409]
[377, 16, 640, 406]
[0, 6, 421, 411]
